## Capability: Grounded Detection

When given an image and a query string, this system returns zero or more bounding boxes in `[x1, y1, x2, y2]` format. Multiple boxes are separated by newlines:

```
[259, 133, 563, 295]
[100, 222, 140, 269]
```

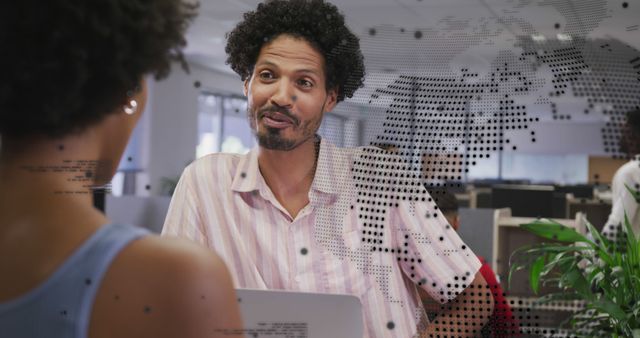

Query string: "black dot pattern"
[517, 37, 640, 159]
[315, 1, 639, 336]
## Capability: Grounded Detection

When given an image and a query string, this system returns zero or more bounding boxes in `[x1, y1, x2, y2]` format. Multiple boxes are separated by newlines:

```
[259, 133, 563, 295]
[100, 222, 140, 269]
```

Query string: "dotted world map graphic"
[314, 0, 640, 336]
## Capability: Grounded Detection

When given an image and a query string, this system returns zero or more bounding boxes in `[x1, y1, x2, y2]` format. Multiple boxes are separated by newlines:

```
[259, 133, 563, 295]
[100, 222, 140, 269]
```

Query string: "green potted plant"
[510, 186, 640, 337]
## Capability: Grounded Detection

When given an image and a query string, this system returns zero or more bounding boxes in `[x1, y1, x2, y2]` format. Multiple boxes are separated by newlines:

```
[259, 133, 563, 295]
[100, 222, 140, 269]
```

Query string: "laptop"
[234, 288, 363, 338]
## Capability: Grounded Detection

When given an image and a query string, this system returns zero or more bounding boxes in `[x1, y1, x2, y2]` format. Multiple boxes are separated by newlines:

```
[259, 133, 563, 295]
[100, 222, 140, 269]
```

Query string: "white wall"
[127, 63, 244, 196]
[106, 195, 172, 233]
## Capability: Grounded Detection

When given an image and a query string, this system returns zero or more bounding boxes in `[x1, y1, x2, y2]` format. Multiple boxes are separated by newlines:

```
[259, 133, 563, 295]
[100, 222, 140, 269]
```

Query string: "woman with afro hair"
[0, 1, 243, 337]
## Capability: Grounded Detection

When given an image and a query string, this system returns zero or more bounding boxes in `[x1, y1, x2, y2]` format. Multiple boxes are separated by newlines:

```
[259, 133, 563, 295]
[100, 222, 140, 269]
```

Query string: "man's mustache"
[257, 106, 300, 126]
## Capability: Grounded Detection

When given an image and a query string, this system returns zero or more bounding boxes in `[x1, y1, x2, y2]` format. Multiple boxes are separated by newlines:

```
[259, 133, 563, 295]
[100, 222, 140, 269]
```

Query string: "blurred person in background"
[601, 109, 640, 247]
[0, 1, 243, 337]
[419, 190, 520, 337]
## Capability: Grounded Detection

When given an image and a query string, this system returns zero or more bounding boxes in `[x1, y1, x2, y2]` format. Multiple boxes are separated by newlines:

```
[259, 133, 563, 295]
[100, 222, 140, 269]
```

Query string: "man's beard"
[257, 127, 298, 150]
[248, 105, 321, 151]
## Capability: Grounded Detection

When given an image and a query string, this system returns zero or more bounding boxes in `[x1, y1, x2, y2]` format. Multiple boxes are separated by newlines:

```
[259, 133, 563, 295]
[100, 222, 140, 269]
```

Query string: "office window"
[501, 153, 588, 184]
[196, 93, 255, 158]
[221, 97, 254, 154]
[466, 152, 589, 184]
[467, 155, 500, 181]
[318, 113, 346, 147]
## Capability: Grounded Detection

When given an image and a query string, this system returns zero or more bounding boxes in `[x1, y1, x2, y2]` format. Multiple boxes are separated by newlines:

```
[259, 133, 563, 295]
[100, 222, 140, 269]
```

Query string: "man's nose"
[270, 80, 294, 108]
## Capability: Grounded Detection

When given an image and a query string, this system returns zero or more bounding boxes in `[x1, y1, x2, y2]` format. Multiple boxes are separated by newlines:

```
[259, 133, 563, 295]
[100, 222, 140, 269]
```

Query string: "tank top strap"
[72, 223, 149, 337]
[0, 223, 149, 338]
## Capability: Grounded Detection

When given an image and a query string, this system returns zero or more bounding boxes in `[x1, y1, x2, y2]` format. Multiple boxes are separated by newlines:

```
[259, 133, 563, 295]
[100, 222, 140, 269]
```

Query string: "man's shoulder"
[337, 144, 406, 162]
[322, 142, 379, 156]
[614, 158, 640, 183]
[180, 152, 247, 188]
[185, 152, 245, 174]
[192, 152, 245, 165]
[318, 143, 403, 172]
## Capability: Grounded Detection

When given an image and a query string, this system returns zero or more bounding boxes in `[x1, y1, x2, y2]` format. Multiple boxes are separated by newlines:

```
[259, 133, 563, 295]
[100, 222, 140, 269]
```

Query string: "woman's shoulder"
[114, 234, 229, 280]
[89, 234, 241, 338]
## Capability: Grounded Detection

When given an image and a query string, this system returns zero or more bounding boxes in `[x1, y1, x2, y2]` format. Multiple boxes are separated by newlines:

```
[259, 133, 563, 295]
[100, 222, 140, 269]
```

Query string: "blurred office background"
[106, 0, 639, 229]
[101, 0, 639, 335]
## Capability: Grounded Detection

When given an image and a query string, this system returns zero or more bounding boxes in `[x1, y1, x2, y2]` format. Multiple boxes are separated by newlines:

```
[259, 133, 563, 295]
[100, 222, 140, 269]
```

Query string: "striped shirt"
[162, 138, 481, 338]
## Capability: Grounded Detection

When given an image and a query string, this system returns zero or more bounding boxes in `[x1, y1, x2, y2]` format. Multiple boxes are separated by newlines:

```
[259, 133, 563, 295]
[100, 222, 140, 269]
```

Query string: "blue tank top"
[0, 223, 149, 338]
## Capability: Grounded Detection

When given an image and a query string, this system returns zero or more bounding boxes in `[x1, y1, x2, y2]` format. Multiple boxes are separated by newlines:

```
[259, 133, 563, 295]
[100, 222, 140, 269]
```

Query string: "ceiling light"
[557, 33, 572, 41]
[531, 34, 546, 42]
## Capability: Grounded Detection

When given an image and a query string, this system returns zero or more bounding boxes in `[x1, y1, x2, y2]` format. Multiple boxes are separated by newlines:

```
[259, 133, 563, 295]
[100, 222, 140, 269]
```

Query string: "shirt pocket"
[343, 228, 362, 251]
[318, 239, 374, 298]
[341, 205, 364, 251]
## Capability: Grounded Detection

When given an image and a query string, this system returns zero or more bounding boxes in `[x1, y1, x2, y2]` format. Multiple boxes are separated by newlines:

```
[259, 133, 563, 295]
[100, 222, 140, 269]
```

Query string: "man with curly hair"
[163, 1, 493, 337]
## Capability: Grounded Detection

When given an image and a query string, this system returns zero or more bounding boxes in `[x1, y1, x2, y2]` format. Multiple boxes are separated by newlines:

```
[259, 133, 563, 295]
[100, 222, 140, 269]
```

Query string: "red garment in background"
[478, 256, 520, 337]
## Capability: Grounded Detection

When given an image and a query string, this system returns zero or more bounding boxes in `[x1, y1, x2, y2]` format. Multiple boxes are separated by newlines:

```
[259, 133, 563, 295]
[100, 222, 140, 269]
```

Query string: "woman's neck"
[0, 133, 108, 230]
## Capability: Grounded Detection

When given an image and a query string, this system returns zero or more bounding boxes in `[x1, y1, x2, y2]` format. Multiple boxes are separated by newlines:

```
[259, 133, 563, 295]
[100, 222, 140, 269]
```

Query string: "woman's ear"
[119, 78, 148, 117]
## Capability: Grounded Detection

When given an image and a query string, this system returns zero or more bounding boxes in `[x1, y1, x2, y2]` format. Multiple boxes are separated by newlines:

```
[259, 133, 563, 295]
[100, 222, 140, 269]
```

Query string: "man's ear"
[324, 87, 339, 112]
[243, 78, 249, 97]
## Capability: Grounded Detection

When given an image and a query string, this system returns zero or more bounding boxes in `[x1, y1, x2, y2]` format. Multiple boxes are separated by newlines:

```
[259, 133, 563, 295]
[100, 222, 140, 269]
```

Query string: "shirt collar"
[231, 147, 262, 193]
[311, 137, 342, 196]
[230, 137, 344, 205]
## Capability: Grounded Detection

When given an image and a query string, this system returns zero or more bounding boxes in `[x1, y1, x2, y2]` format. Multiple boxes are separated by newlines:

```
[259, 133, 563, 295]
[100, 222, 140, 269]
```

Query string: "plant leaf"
[584, 217, 610, 251]
[530, 254, 546, 294]
[624, 212, 639, 254]
[520, 219, 590, 243]
[561, 266, 592, 298]
[523, 244, 593, 254]
[541, 255, 575, 276]
[536, 292, 583, 304]
[592, 299, 628, 323]
[508, 260, 528, 290]
[584, 219, 617, 271]
[625, 183, 640, 204]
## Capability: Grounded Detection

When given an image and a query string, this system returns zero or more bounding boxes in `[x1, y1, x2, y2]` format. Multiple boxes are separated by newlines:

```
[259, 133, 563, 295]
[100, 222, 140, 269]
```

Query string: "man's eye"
[259, 72, 274, 79]
[298, 79, 313, 88]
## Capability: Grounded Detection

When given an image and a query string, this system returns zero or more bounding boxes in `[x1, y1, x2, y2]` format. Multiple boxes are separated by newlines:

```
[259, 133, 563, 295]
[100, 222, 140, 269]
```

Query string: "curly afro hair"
[225, 0, 365, 102]
[0, 0, 197, 139]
